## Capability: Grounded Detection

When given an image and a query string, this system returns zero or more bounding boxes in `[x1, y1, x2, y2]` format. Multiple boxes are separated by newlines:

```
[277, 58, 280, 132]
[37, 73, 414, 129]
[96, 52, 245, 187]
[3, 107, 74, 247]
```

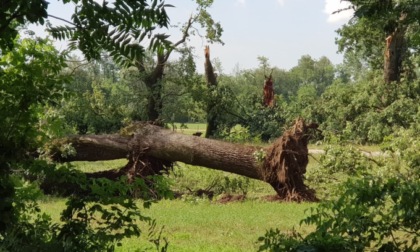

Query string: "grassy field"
[39, 196, 315, 251]
[166, 123, 207, 135]
[118, 200, 315, 251]
[39, 157, 319, 251]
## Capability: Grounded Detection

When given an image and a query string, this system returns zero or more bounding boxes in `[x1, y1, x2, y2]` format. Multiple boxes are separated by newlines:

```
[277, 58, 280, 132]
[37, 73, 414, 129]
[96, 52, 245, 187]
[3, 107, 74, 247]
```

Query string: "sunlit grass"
[38, 156, 319, 251]
[71, 159, 127, 173]
[166, 123, 207, 135]
[117, 199, 316, 252]
[38, 196, 315, 251]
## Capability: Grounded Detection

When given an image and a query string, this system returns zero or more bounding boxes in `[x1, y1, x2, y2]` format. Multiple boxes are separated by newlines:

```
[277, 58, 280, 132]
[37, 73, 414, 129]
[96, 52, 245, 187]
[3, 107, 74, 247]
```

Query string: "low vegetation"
[37, 159, 316, 251]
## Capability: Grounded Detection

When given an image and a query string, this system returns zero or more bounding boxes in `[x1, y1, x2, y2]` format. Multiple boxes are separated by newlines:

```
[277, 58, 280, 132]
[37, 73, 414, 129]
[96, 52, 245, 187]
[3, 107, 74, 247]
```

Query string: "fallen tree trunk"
[50, 119, 318, 201]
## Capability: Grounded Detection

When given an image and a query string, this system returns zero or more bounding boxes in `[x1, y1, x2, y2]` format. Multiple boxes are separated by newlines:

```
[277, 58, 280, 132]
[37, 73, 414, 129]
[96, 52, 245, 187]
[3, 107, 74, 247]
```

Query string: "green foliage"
[60, 59, 135, 134]
[48, 0, 171, 67]
[382, 130, 420, 171]
[56, 177, 149, 251]
[282, 84, 323, 128]
[168, 164, 263, 200]
[289, 55, 335, 96]
[319, 145, 373, 176]
[194, 0, 224, 45]
[0, 35, 68, 233]
[1, 161, 171, 252]
[0, 34, 171, 251]
[337, 0, 420, 72]
[258, 228, 350, 252]
[0, 0, 48, 51]
[305, 145, 375, 200]
[245, 103, 286, 141]
[222, 125, 262, 144]
[161, 46, 205, 123]
[319, 74, 419, 144]
[0, 176, 55, 252]
[258, 130, 420, 252]
[298, 175, 420, 252]
[0, 36, 68, 157]
[218, 55, 335, 142]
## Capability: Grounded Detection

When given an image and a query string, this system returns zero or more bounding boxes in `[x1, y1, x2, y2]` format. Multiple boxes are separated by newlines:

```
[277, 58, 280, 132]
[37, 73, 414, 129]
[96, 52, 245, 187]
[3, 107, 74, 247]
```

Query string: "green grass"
[38, 197, 315, 252]
[117, 200, 316, 252]
[166, 123, 207, 135]
[37, 157, 318, 251]
[72, 159, 127, 173]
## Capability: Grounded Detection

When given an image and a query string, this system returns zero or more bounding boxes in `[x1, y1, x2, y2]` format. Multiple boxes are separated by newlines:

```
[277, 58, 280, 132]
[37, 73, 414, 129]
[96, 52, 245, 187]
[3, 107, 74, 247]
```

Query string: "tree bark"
[51, 119, 318, 201]
[384, 27, 405, 84]
[136, 53, 165, 122]
[263, 74, 275, 107]
[54, 124, 262, 180]
[135, 17, 194, 122]
[204, 45, 219, 138]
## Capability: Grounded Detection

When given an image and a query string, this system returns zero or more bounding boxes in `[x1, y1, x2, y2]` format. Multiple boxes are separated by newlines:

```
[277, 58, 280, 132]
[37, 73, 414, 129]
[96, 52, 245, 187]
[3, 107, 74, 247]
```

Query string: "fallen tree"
[49, 119, 318, 202]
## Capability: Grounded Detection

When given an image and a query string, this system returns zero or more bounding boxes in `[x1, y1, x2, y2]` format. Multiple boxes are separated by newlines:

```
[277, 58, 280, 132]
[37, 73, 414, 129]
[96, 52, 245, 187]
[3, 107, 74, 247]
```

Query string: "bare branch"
[48, 14, 76, 26]
[163, 15, 195, 62]
[67, 62, 92, 76]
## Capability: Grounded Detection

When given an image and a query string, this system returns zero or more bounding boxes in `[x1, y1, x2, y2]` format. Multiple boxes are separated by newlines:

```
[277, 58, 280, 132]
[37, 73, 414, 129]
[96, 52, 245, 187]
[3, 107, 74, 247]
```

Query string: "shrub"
[258, 129, 420, 251]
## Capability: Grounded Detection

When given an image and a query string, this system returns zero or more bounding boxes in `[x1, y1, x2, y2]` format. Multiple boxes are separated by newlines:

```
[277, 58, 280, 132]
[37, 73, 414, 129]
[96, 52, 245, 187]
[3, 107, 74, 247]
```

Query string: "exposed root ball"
[262, 118, 318, 202]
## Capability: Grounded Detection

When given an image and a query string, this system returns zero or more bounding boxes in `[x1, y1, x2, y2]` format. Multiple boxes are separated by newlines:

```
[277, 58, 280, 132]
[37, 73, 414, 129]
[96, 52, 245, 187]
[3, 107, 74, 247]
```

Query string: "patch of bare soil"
[216, 194, 246, 204]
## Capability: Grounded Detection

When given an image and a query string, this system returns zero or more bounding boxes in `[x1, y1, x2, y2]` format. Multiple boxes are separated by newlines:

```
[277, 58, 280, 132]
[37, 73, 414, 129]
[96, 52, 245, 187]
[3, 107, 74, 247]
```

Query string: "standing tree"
[337, 0, 420, 84]
[50, 0, 223, 122]
[204, 45, 219, 138]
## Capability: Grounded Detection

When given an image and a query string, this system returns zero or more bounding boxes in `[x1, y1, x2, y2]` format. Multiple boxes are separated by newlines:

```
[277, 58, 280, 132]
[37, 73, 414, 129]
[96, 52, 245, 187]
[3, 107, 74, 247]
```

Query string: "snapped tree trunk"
[50, 119, 318, 202]
[204, 45, 219, 138]
[263, 74, 275, 107]
[384, 27, 406, 84]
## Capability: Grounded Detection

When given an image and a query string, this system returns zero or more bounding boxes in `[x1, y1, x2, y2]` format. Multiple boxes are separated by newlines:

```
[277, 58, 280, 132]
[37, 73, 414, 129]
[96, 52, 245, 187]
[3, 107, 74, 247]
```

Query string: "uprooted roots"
[262, 119, 318, 202]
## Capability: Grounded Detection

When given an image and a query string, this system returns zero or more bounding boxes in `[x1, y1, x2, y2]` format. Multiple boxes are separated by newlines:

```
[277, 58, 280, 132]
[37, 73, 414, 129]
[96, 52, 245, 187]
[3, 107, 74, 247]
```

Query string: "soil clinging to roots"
[262, 118, 318, 202]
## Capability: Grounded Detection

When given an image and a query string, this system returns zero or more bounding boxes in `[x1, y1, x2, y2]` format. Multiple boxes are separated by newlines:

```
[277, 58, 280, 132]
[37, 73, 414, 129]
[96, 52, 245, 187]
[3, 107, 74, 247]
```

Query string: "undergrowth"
[258, 128, 420, 252]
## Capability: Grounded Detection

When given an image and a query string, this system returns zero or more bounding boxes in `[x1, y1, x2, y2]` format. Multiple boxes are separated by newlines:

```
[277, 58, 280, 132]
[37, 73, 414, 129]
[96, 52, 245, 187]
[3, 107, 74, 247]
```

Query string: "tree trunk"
[138, 54, 166, 122]
[51, 119, 318, 201]
[384, 27, 405, 84]
[263, 74, 275, 107]
[204, 45, 219, 138]
[54, 125, 262, 179]
[135, 17, 194, 122]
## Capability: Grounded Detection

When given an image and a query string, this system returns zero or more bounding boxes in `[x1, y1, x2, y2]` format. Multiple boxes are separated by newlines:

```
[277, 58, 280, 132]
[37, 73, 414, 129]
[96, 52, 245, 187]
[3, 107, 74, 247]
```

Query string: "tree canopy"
[337, 0, 420, 82]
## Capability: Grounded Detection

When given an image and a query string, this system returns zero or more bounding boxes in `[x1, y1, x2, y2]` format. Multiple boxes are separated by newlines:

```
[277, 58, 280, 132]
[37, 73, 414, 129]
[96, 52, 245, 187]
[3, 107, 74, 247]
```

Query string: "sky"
[30, 0, 354, 74]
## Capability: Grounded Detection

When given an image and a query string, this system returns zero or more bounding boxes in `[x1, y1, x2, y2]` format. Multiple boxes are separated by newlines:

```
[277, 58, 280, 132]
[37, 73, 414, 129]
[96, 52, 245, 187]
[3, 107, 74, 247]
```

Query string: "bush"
[0, 162, 171, 252]
[258, 129, 420, 251]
